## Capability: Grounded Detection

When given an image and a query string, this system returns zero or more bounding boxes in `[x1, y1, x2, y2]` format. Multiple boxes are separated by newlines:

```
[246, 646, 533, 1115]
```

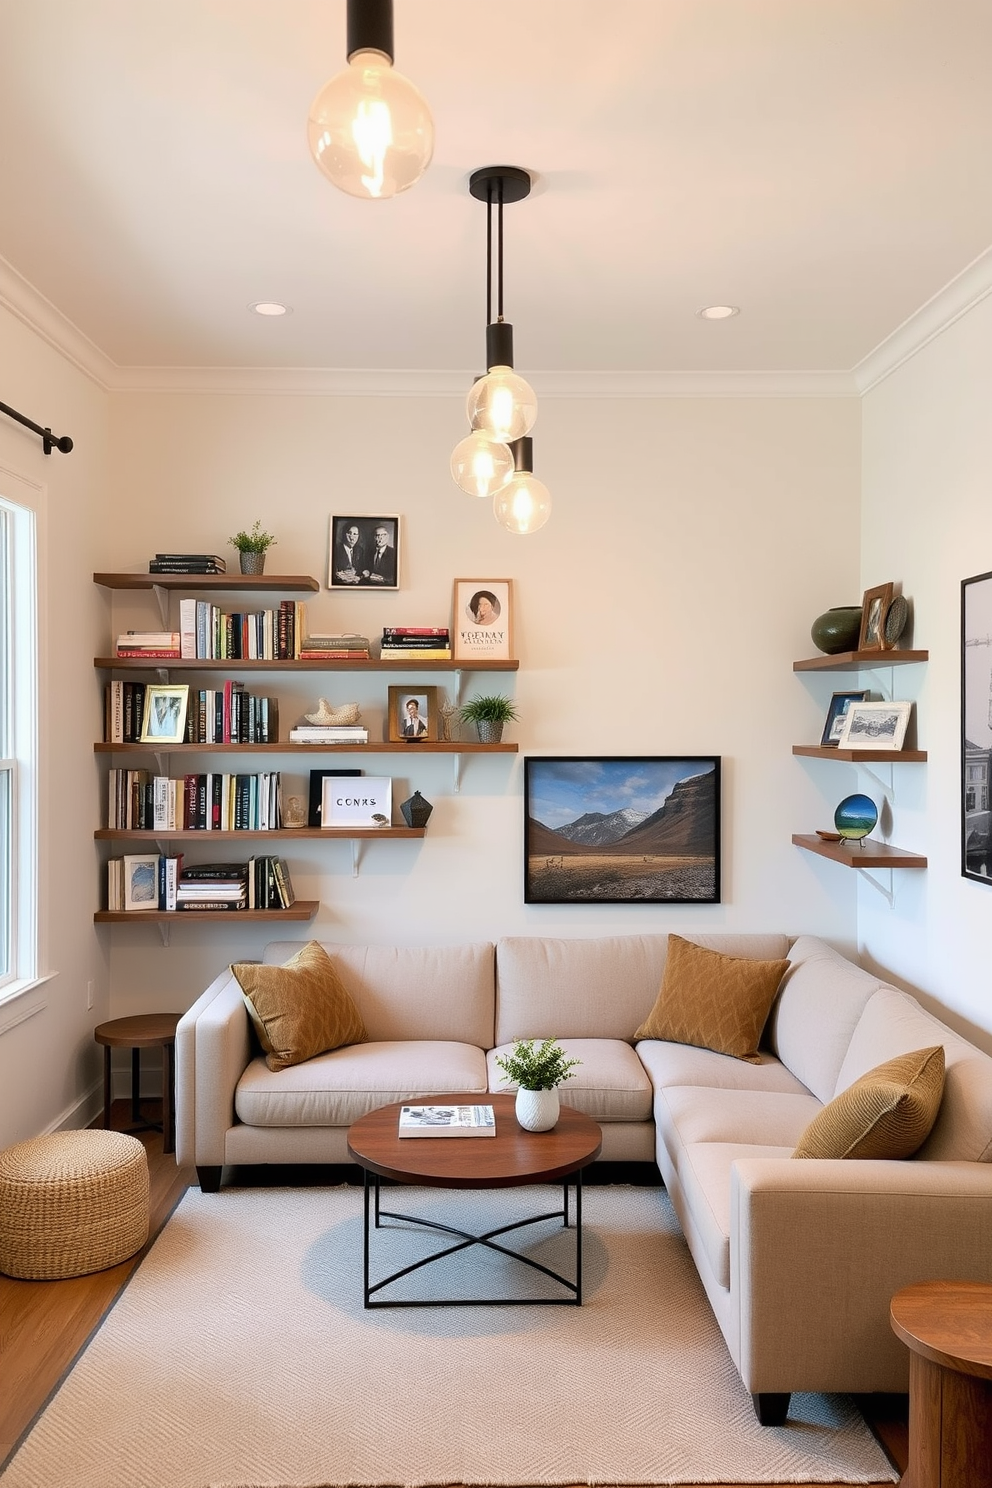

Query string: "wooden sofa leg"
[196, 1165, 222, 1193]
[752, 1392, 790, 1425]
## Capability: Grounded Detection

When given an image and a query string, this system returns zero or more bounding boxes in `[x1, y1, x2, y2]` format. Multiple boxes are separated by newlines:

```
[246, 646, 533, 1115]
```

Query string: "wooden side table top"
[348, 1093, 602, 1189]
[890, 1280, 992, 1380]
[94, 1013, 182, 1048]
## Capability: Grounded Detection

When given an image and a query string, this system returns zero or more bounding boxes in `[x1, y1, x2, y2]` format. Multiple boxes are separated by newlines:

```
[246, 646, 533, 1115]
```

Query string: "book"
[154, 553, 227, 566]
[382, 627, 450, 637]
[379, 649, 452, 661]
[397, 1104, 496, 1137]
[298, 651, 371, 661]
[148, 562, 226, 574]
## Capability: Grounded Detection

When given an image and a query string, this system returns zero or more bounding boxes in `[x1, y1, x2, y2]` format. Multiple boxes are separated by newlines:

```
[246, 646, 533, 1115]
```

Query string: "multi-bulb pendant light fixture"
[450, 166, 550, 533]
[307, 0, 434, 200]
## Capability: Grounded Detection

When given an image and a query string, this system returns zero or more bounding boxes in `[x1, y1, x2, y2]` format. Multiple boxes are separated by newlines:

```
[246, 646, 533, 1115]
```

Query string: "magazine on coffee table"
[397, 1104, 496, 1137]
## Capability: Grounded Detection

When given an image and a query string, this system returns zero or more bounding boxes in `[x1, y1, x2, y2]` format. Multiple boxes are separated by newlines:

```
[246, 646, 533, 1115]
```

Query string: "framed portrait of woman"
[451, 579, 514, 662]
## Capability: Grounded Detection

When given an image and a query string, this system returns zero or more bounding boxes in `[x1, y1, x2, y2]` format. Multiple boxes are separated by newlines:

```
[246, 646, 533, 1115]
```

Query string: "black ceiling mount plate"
[468, 166, 532, 204]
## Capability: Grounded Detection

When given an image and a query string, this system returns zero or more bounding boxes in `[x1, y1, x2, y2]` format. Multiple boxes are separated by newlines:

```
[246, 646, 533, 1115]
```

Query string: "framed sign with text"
[451, 579, 513, 663]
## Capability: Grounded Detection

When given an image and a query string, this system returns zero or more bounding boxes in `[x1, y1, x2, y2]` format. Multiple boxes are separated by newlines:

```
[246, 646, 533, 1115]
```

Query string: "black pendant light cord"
[0, 399, 73, 454]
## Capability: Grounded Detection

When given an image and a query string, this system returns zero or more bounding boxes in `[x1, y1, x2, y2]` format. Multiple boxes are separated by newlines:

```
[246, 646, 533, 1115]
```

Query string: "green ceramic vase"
[810, 606, 862, 655]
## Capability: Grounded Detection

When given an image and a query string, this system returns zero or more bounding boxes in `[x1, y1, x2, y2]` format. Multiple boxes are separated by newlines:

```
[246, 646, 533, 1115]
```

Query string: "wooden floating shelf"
[792, 745, 927, 762]
[94, 901, 320, 924]
[94, 740, 516, 754]
[792, 834, 927, 868]
[94, 572, 320, 592]
[95, 657, 519, 672]
[793, 649, 929, 672]
[95, 827, 426, 841]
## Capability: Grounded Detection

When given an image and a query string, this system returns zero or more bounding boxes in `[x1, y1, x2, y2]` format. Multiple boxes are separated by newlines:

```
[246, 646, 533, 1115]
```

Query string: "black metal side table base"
[362, 1173, 584, 1308]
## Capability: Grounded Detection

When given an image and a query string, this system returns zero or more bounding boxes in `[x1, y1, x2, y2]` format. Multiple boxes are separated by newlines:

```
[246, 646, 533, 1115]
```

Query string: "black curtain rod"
[0, 399, 73, 454]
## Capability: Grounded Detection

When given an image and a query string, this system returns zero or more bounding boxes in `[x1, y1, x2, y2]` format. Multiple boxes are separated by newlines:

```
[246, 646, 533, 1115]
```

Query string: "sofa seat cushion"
[234, 1041, 489, 1128]
[486, 1039, 652, 1123]
[633, 936, 789, 1063]
[680, 1141, 794, 1289]
[637, 1040, 811, 1095]
[656, 1086, 823, 1152]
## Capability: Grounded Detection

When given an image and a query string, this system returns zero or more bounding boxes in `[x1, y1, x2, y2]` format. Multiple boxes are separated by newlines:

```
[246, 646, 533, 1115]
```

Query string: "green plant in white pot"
[229, 520, 277, 575]
[495, 1037, 581, 1132]
[458, 693, 519, 744]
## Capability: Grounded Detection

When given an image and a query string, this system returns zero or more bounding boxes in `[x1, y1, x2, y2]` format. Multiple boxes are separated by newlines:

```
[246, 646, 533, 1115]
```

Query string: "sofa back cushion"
[262, 941, 495, 1047]
[494, 934, 791, 1044]
[835, 986, 992, 1162]
[766, 936, 883, 1102]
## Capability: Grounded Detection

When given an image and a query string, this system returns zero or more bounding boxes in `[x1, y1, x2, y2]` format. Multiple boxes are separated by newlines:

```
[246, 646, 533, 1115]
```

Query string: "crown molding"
[0, 254, 116, 390]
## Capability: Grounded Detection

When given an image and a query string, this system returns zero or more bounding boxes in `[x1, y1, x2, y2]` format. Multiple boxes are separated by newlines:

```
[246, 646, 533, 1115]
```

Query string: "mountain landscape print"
[524, 757, 721, 903]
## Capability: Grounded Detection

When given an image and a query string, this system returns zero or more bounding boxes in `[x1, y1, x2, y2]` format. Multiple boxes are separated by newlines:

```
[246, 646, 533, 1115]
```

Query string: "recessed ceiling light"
[696, 305, 740, 320]
[249, 301, 292, 317]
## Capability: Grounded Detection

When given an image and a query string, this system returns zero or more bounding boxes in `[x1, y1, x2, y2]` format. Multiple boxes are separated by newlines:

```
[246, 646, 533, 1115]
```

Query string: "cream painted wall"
[860, 293, 992, 1048]
[0, 306, 111, 1148]
[99, 389, 862, 1022]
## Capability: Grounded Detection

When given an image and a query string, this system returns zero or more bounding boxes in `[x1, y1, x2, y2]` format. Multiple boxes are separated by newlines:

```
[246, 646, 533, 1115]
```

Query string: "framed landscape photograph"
[858, 581, 894, 652]
[962, 569, 992, 884]
[524, 756, 721, 904]
[820, 689, 870, 746]
[452, 579, 513, 662]
[123, 853, 160, 911]
[321, 776, 392, 829]
[388, 685, 438, 742]
[139, 684, 189, 744]
[837, 699, 912, 751]
[328, 515, 400, 590]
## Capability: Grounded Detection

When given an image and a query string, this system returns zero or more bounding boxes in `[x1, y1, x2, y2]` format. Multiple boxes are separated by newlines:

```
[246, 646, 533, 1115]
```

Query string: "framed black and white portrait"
[328, 515, 400, 590]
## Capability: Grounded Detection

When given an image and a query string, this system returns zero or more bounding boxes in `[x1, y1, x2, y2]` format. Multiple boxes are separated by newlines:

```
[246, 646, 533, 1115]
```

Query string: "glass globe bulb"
[450, 431, 515, 498]
[493, 472, 552, 534]
[465, 366, 538, 443]
[307, 51, 434, 200]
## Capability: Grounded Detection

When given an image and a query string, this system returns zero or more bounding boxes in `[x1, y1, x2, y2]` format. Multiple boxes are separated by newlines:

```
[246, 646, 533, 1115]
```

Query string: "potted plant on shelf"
[495, 1037, 581, 1132]
[229, 520, 277, 575]
[457, 694, 519, 744]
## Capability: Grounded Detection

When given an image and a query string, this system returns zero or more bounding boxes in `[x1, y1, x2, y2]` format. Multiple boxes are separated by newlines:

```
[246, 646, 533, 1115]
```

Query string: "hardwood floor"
[0, 1106, 908, 1484]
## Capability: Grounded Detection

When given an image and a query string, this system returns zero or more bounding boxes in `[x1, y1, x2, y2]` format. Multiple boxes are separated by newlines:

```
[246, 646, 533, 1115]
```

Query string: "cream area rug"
[1, 1184, 898, 1488]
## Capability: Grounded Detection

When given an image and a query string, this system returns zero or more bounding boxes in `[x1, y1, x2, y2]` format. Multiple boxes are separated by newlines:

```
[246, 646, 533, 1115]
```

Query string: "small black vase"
[400, 791, 433, 828]
[810, 606, 862, 655]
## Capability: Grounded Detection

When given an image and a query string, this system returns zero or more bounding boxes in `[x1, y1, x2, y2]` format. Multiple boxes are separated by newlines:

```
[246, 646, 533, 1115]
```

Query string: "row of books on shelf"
[115, 601, 311, 660]
[147, 552, 227, 575]
[108, 855, 296, 912]
[104, 680, 279, 745]
[108, 770, 283, 831]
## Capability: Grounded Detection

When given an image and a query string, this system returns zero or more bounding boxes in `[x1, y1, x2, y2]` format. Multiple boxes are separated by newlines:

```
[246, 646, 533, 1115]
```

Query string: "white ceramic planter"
[515, 1086, 560, 1132]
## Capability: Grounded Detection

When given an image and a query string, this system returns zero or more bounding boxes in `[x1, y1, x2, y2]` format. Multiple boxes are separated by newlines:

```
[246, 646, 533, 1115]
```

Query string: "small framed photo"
[328, 514, 399, 590]
[123, 853, 160, 911]
[858, 582, 894, 652]
[307, 768, 361, 828]
[452, 579, 513, 662]
[837, 700, 912, 751]
[388, 685, 438, 742]
[139, 684, 189, 744]
[321, 775, 392, 828]
[820, 689, 870, 747]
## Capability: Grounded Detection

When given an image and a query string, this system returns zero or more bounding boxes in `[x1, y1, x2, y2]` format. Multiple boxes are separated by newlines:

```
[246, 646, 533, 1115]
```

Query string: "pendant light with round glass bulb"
[493, 437, 552, 534]
[307, 0, 433, 200]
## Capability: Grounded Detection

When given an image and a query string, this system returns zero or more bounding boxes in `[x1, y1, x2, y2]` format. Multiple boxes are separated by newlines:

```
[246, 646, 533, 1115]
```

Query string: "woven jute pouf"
[0, 1129, 149, 1280]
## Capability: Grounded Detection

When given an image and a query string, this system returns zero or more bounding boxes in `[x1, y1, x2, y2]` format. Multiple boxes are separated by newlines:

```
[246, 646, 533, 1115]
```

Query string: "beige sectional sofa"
[175, 931, 992, 1422]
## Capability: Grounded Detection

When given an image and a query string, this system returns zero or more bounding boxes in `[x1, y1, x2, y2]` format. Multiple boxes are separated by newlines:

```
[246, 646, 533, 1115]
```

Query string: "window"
[0, 490, 39, 999]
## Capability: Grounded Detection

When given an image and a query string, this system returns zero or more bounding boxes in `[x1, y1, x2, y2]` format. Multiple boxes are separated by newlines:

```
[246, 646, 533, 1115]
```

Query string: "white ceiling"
[2, 0, 992, 389]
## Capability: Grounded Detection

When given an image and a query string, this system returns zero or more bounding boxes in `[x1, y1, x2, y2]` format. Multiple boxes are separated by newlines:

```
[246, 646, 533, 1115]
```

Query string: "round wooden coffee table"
[348, 1093, 602, 1309]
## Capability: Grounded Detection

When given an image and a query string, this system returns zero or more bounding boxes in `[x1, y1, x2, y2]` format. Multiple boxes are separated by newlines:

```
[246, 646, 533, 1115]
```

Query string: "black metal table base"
[362, 1172, 584, 1308]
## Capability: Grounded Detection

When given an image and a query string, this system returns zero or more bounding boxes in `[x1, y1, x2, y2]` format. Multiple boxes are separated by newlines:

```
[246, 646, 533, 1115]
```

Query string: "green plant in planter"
[457, 694, 519, 742]
[495, 1038, 581, 1091]
[228, 520, 277, 554]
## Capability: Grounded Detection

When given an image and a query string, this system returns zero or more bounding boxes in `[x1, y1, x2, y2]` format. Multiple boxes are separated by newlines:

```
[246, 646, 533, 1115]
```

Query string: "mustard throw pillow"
[793, 1045, 945, 1160]
[633, 935, 789, 1063]
[232, 941, 367, 1071]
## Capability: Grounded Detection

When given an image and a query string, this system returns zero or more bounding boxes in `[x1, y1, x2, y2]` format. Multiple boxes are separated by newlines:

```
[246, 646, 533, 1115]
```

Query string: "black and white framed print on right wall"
[962, 569, 992, 883]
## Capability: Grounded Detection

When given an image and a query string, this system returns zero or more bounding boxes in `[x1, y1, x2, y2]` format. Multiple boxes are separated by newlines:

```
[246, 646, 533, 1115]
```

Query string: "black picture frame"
[820, 689, 870, 747]
[328, 514, 400, 590]
[523, 756, 721, 904]
[308, 768, 361, 828]
[962, 570, 992, 883]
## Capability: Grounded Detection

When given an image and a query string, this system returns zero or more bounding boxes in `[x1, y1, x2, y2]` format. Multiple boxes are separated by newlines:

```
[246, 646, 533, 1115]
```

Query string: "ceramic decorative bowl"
[834, 793, 878, 842]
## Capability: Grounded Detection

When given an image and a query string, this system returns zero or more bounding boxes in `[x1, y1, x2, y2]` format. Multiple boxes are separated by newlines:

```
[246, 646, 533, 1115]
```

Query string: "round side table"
[94, 1013, 181, 1155]
[890, 1279, 992, 1488]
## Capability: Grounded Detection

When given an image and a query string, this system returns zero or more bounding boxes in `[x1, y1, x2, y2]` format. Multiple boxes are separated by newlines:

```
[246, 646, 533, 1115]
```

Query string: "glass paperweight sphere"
[493, 472, 552, 534]
[307, 51, 434, 200]
[450, 431, 515, 498]
[466, 367, 538, 443]
[834, 793, 878, 844]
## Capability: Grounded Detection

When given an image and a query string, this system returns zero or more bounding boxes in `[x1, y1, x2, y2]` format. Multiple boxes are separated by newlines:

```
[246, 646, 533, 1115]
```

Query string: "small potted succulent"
[457, 693, 519, 744]
[229, 520, 277, 575]
[495, 1037, 581, 1132]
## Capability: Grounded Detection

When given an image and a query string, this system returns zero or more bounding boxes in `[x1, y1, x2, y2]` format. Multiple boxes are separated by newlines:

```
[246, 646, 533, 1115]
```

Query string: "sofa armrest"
[730, 1157, 992, 1395]
[175, 971, 251, 1168]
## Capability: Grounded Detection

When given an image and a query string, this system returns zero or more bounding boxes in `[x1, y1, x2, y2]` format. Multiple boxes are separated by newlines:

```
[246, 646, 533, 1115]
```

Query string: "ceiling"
[2, 0, 992, 389]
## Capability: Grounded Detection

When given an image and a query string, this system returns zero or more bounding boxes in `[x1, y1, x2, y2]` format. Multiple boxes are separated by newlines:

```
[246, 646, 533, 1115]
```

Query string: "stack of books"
[148, 553, 227, 575]
[379, 627, 451, 661]
[176, 862, 249, 912]
[116, 630, 181, 659]
[288, 723, 369, 745]
[298, 632, 371, 661]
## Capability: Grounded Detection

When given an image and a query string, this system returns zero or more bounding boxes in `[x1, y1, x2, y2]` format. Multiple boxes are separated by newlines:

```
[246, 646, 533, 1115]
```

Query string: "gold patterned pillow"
[793, 1045, 945, 1160]
[633, 935, 789, 1063]
[232, 941, 367, 1072]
